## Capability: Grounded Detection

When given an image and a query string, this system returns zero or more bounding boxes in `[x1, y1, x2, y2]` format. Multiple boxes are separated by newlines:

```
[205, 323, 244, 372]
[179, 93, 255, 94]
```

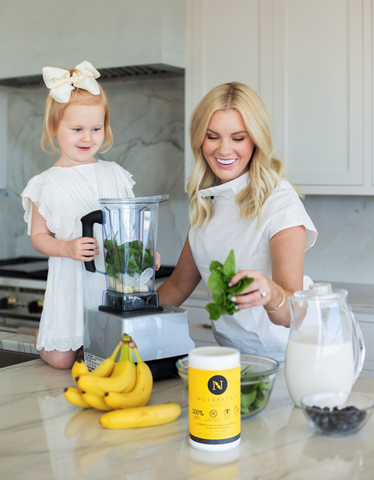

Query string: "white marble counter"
[1, 359, 373, 480]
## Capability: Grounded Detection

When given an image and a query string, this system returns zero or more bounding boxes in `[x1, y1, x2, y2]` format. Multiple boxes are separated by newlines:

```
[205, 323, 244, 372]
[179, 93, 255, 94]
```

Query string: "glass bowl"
[300, 392, 374, 436]
[176, 353, 279, 419]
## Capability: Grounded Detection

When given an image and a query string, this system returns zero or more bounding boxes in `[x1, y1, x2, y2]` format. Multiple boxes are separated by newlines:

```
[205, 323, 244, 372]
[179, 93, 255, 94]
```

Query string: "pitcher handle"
[349, 305, 366, 381]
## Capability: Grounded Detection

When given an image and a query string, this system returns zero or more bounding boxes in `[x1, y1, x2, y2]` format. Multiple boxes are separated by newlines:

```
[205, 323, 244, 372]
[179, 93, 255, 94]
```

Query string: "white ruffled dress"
[21, 160, 135, 352]
[189, 173, 318, 362]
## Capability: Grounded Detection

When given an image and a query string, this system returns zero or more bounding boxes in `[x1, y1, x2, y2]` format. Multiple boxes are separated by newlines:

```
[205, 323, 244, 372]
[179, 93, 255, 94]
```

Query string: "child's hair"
[187, 82, 293, 229]
[41, 69, 113, 154]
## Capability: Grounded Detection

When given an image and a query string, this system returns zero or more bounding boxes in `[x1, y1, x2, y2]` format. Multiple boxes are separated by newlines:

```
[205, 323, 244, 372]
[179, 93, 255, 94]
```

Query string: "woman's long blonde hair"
[187, 82, 290, 229]
[41, 68, 113, 154]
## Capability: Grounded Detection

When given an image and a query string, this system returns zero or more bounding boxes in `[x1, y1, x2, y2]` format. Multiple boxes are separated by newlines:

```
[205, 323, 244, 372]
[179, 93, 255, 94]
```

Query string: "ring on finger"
[258, 288, 267, 298]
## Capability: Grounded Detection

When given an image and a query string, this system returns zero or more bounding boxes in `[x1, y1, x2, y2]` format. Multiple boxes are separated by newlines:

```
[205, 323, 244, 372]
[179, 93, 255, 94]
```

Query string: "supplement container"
[188, 346, 241, 451]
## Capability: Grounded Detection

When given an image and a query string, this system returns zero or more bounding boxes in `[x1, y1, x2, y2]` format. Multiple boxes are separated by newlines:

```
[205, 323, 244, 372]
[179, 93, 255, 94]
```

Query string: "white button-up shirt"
[189, 173, 317, 361]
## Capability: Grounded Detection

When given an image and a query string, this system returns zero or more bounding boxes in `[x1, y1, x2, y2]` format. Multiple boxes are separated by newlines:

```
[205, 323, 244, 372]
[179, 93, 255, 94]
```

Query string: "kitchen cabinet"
[181, 298, 217, 348]
[185, 0, 374, 195]
[0, 0, 185, 79]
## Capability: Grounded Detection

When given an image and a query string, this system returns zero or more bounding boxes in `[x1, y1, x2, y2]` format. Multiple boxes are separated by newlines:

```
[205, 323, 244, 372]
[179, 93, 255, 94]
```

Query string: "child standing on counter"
[21, 61, 160, 370]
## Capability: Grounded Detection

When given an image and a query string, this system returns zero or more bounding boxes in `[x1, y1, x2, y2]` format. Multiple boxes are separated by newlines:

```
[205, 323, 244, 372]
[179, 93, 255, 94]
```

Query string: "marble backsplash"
[0, 77, 373, 285]
[0, 76, 190, 266]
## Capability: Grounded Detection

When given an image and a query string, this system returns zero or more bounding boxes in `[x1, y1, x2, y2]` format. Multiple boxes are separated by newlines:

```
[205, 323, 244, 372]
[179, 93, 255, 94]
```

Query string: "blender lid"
[293, 283, 348, 300]
[99, 195, 169, 206]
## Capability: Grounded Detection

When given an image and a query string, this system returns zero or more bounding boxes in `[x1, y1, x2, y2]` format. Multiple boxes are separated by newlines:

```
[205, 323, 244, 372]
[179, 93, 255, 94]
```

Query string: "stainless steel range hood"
[0, 64, 184, 89]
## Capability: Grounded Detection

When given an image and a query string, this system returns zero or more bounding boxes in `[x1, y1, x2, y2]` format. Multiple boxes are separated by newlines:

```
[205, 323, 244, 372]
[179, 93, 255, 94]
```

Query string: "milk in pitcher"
[285, 335, 355, 407]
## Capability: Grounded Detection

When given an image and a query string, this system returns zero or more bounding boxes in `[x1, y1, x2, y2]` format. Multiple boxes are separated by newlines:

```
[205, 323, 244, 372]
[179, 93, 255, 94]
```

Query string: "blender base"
[83, 305, 195, 380]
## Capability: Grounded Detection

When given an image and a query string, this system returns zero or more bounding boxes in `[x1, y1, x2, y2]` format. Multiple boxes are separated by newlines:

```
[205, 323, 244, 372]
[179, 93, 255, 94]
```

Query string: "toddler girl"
[21, 61, 155, 369]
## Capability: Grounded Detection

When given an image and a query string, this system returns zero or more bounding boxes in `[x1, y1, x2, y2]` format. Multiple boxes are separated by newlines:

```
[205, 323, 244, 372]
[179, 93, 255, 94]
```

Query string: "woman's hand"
[64, 237, 98, 261]
[229, 226, 306, 327]
[229, 270, 282, 310]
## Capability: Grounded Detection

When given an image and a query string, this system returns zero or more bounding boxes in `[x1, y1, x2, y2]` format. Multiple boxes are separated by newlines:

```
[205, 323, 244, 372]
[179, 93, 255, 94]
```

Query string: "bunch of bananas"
[63, 334, 181, 429]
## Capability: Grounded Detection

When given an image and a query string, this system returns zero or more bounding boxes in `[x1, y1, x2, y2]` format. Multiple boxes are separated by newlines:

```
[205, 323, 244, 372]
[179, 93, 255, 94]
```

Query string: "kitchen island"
[1, 359, 373, 480]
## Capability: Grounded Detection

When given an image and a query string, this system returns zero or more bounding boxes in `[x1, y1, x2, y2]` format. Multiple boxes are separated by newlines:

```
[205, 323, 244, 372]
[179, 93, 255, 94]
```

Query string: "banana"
[86, 341, 121, 377]
[77, 339, 135, 397]
[71, 359, 90, 386]
[100, 402, 182, 429]
[64, 387, 92, 409]
[121, 343, 137, 393]
[82, 392, 113, 411]
[104, 347, 153, 409]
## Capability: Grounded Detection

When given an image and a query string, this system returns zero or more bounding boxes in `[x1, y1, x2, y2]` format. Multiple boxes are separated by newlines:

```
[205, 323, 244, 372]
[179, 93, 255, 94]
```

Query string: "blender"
[81, 195, 195, 379]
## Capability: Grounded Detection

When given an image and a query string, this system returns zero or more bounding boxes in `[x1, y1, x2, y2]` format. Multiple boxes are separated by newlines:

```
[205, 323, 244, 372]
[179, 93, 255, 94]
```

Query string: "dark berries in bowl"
[300, 392, 373, 436]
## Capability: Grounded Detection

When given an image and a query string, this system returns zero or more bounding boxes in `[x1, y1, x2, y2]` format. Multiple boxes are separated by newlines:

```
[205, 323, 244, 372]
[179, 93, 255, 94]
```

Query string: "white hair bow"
[42, 61, 101, 103]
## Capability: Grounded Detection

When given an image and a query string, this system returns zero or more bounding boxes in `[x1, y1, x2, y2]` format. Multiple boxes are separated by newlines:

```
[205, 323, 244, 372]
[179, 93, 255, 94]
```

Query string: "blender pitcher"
[81, 195, 169, 314]
[284, 283, 365, 407]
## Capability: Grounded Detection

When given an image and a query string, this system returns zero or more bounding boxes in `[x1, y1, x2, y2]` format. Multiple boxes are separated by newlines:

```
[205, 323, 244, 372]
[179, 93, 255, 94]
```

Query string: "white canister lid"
[188, 346, 240, 371]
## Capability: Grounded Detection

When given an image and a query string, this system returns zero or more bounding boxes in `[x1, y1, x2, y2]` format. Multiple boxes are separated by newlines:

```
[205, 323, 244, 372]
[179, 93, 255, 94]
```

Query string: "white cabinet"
[182, 297, 218, 348]
[185, 0, 374, 195]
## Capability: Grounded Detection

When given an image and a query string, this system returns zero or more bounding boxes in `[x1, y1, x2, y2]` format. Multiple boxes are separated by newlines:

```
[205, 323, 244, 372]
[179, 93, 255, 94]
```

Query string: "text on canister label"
[189, 366, 240, 444]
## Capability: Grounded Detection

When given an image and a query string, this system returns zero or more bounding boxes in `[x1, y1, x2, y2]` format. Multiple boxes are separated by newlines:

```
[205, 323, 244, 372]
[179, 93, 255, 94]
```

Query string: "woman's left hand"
[229, 270, 281, 310]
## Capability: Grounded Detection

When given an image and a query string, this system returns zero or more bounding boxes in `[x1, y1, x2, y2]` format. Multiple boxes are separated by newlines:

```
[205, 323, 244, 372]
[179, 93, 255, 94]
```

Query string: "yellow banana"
[104, 347, 153, 409]
[84, 341, 121, 378]
[82, 392, 113, 411]
[77, 343, 136, 396]
[100, 402, 182, 429]
[121, 344, 137, 393]
[64, 387, 92, 409]
[71, 359, 90, 386]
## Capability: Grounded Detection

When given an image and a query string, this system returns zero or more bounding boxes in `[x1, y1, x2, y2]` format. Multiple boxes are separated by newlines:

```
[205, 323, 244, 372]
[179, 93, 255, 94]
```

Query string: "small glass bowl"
[300, 392, 374, 437]
[176, 353, 279, 419]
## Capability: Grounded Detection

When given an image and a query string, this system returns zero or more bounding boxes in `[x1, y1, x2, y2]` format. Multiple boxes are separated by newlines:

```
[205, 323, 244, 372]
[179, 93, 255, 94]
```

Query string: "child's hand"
[65, 237, 98, 261]
[155, 252, 161, 271]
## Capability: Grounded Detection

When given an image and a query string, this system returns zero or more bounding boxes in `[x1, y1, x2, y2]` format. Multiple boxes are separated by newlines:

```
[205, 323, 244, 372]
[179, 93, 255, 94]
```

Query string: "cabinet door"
[266, 0, 366, 190]
[186, 0, 373, 194]
[185, 0, 261, 177]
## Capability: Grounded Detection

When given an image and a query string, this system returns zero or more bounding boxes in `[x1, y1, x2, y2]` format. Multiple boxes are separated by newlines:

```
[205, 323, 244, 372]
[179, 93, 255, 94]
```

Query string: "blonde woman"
[158, 82, 317, 361]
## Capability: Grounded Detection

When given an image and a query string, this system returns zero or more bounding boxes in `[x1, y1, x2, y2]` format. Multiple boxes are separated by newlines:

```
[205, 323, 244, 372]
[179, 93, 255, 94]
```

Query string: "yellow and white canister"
[188, 346, 241, 451]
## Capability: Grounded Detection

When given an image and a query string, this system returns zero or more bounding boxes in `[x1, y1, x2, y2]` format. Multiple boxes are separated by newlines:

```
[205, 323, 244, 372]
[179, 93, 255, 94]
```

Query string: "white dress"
[188, 173, 318, 362]
[21, 160, 135, 352]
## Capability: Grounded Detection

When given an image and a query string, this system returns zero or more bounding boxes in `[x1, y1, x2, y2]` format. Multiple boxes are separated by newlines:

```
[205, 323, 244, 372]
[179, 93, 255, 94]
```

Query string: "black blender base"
[145, 354, 187, 380]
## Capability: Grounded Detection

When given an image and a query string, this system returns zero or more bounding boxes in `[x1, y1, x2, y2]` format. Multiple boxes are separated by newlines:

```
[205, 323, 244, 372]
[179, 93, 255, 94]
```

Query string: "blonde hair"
[187, 82, 292, 229]
[41, 69, 113, 154]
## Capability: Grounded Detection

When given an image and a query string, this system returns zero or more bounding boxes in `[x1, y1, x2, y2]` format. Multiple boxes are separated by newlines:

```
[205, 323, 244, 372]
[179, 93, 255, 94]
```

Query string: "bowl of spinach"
[176, 353, 279, 418]
[240, 354, 279, 418]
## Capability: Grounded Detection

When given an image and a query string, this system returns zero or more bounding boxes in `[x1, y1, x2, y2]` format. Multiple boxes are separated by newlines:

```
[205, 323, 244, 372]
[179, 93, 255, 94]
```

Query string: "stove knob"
[0, 296, 17, 309]
[28, 300, 44, 314]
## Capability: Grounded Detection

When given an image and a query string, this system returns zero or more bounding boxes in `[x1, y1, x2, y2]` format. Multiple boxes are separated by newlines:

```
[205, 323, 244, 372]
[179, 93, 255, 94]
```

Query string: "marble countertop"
[1, 359, 373, 480]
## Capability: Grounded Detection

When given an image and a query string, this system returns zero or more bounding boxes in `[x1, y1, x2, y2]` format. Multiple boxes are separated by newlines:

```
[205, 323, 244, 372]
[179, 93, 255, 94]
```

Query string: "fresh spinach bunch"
[205, 250, 254, 320]
[240, 367, 270, 414]
[104, 237, 154, 278]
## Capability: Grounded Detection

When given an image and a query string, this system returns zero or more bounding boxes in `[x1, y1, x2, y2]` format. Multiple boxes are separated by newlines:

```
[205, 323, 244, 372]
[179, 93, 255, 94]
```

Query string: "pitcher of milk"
[285, 283, 365, 407]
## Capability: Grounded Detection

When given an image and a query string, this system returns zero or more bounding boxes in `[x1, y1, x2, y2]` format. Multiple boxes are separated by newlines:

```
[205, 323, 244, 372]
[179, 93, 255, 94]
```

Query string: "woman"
[157, 82, 317, 361]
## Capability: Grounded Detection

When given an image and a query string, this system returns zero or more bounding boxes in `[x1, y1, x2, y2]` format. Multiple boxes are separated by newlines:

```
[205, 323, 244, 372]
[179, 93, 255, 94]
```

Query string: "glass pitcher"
[285, 283, 365, 407]
[81, 195, 168, 313]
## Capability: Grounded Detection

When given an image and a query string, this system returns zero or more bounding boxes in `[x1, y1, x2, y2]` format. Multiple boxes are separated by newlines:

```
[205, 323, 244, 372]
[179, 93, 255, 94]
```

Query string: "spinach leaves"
[104, 237, 154, 278]
[205, 250, 253, 320]
[240, 366, 270, 414]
